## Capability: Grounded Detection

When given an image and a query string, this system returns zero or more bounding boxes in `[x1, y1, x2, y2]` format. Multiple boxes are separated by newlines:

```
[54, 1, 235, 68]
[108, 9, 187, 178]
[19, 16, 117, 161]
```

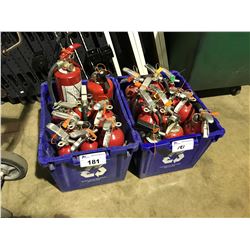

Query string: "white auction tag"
[172, 138, 194, 153]
[79, 152, 107, 167]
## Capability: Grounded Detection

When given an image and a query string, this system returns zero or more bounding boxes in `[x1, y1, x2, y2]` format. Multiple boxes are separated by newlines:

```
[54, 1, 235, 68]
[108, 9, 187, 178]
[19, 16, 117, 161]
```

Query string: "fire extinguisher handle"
[60, 43, 81, 60]
[66, 43, 81, 53]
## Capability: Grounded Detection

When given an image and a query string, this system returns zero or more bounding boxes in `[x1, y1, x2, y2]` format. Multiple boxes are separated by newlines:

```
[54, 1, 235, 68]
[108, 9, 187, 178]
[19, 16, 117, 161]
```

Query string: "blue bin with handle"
[114, 71, 225, 178]
[38, 77, 139, 191]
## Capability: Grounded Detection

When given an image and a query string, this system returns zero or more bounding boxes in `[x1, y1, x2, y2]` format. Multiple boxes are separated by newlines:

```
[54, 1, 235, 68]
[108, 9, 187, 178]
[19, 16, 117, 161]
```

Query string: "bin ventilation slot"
[1, 77, 9, 88]
[27, 33, 35, 42]
[71, 32, 78, 39]
[17, 73, 26, 84]
[3, 33, 11, 45]
[7, 74, 17, 86]
[36, 71, 45, 81]
[37, 33, 45, 41]
[26, 72, 36, 83]
[47, 32, 55, 40]
[83, 33, 89, 38]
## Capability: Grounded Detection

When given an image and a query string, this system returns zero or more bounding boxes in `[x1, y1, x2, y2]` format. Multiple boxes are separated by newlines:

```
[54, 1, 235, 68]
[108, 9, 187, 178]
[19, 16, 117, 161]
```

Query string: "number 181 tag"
[79, 152, 107, 168]
[172, 138, 194, 153]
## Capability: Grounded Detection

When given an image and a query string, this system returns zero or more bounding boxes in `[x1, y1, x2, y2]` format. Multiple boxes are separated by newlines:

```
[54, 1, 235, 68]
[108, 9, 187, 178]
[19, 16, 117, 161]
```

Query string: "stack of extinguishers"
[46, 43, 125, 156]
[121, 64, 216, 143]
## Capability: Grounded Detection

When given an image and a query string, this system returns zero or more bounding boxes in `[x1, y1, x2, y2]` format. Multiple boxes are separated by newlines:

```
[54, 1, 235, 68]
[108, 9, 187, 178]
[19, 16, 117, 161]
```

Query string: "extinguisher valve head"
[56, 60, 64, 68]
[192, 113, 201, 122]
[64, 62, 74, 72]
[169, 114, 180, 123]
[201, 111, 214, 124]
[103, 121, 112, 131]
[93, 103, 101, 111]
[70, 137, 86, 152]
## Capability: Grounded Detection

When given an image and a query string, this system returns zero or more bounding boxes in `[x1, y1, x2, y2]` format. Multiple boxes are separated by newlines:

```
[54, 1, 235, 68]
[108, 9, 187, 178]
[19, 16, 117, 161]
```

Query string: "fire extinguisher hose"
[47, 62, 58, 104]
[82, 106, 88, 122]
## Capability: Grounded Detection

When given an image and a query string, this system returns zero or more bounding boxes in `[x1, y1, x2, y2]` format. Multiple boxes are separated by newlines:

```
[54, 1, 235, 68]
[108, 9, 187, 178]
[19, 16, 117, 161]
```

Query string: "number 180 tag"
[79, 152, 107, 168]
[172, 138, 194, 153]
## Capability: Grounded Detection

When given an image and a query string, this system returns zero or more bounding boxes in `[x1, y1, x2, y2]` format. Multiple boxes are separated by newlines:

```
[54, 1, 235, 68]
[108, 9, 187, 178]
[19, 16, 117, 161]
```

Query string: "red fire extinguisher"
[99, 121, 125, 147]
[165, 124, 184, 138]
[137, 108, 160, 127]
[48, 43, 82, 104]
[178, 103, 195, 123]
[58, 145, 71, 156]
[80, 141, 99, 151]
[87, 64, 114, 101]
[183, 113, 202, 135]
[125, 81, 141, 99]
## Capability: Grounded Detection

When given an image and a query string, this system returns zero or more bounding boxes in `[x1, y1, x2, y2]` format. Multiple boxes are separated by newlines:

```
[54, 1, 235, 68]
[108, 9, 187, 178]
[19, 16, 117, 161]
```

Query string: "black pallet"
[1, 32, 116, 104]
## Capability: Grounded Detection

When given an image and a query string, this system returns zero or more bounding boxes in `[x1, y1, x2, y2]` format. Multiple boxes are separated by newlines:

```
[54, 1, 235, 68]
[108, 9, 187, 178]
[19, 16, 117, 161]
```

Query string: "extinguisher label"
[62, 81, 82, 103]
[79, 152, 107, 168]
[172, 138, 194, 153]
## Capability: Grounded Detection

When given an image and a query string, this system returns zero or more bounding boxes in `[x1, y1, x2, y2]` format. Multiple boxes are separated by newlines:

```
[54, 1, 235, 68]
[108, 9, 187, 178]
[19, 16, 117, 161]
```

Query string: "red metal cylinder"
[108, 128, 125, 147]
[178, 103, 195, 123]
[172, 97, 180, 106]
[137, 112, 160, 126]
[161, 114, 168, 127]
[80, 141, 98, 151]
[93, 110, 114, 128]
[87, 78, 114, 101]
[125, 84, 139, 98]
[58, 145, 71, 156]
[165, 125, 184, 138]
[99, 128, 125, 147]
[183, 117, 202, 135]
[54, 67, 82, 102]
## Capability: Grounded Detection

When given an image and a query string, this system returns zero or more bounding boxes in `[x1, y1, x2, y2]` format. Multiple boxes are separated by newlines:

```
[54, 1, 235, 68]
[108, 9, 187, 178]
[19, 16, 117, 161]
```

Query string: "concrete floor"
[1, 86, 249, 218]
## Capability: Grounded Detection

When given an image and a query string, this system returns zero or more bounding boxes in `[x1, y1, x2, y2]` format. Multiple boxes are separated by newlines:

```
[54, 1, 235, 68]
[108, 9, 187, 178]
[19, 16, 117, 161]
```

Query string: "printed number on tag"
[172, 139, 194, 153]
[79, 152, 106, 168]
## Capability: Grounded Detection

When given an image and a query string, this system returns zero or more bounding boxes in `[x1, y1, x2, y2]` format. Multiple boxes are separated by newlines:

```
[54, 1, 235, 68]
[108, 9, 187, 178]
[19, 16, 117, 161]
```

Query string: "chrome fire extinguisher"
[48, 43, 82, 104]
